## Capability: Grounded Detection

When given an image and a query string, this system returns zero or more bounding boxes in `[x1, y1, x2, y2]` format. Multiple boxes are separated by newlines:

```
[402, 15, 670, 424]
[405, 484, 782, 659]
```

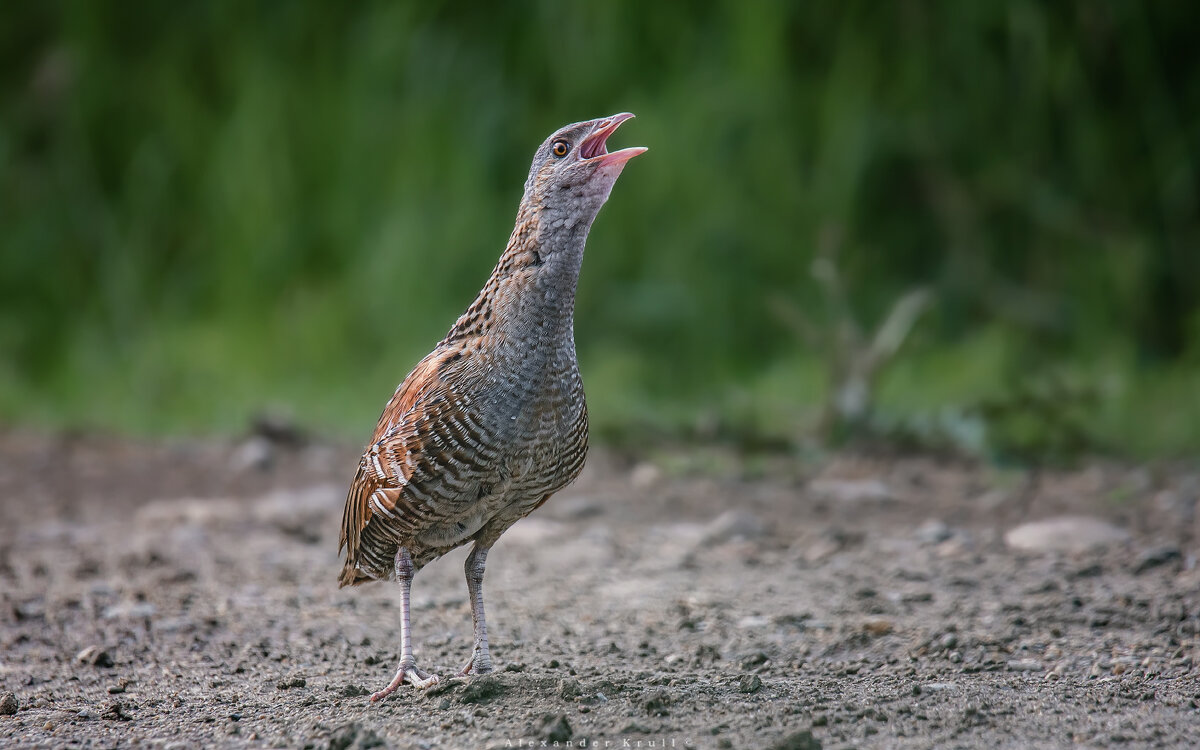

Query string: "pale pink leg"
[457, 544, 495, 677]
[370, 548, 440, 702]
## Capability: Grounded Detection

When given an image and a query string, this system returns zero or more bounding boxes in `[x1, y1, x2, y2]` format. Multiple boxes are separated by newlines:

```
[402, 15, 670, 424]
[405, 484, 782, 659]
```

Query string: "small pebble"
[541, 713, 572, 743]
[0, 692, 17, 716]
[738, 674, 763, 693]
[915, 519, 953, 544]
[558, 678, 582, 700]
[1004, 517, 1128, 553]
[76, 646, 115, 668]
[1133, 545, 1182, 574]
[102, 702, 132, 721]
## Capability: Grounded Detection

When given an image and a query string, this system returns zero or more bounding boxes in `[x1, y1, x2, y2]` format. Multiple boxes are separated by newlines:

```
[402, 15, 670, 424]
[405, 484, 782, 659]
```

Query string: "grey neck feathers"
[512, 221, 589, 342]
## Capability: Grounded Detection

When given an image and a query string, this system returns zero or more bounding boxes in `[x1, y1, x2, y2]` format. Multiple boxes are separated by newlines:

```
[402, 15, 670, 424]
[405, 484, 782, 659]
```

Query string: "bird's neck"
[446, 204, 591, 349]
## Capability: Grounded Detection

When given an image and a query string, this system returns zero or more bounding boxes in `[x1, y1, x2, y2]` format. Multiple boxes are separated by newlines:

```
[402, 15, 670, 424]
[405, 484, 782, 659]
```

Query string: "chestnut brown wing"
[338, 347, 498, 585]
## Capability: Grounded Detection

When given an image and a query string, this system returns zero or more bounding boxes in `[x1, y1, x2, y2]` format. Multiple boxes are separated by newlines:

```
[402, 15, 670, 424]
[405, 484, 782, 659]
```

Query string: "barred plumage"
[337, 114, 645, 701]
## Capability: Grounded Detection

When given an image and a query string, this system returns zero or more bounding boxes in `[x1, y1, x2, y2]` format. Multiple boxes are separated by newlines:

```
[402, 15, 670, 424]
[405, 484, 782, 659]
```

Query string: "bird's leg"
[370, 548, 440, 702]
[457, 544, 495, 677]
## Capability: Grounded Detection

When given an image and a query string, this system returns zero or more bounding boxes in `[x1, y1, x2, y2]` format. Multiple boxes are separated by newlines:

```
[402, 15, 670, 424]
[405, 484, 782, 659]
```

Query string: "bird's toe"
[369, 662, 441, 702]
[406, 666, 441, 690]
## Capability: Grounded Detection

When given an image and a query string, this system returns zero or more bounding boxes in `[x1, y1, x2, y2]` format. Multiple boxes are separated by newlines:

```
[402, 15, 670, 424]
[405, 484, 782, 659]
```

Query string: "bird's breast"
[476, 343, 587, 490]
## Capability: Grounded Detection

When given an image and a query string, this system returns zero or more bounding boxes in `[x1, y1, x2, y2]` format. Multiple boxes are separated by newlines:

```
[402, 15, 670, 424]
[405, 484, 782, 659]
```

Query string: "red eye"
[552, 140, 570, 158]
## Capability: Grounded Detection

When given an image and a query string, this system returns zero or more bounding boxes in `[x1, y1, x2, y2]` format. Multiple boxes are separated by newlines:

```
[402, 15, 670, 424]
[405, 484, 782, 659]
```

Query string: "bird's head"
[520, 113, 646, 235]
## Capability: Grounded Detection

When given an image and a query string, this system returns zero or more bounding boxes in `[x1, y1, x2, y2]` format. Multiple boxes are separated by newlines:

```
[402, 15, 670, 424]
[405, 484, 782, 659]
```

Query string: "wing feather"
[338, 345, 494, 586]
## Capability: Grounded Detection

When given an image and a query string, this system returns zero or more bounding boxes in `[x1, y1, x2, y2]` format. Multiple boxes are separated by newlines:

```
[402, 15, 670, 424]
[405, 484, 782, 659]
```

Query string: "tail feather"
[338, 562, 374, 588]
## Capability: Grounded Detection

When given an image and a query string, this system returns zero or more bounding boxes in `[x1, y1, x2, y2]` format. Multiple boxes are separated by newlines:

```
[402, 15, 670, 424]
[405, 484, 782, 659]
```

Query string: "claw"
[369, 663, 441, 702]
[408, 667, 440, 690]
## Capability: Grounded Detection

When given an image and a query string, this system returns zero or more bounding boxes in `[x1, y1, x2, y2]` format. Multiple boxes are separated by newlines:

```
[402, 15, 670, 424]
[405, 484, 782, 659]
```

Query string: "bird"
[338, 113, 645, 702]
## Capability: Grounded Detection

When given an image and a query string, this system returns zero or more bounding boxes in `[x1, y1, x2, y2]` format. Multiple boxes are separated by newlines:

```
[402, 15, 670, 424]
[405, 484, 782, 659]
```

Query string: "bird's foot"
[456, 652, 494, 678]
[370, 660, 441, 702]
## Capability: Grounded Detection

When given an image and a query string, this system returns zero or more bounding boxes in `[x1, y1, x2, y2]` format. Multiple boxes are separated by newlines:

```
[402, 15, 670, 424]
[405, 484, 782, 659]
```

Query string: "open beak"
[579, 113, 647, 168]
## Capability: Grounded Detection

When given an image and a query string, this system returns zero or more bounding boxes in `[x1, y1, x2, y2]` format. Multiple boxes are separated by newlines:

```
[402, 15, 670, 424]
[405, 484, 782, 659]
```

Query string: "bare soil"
[2, 429, 1199, 749]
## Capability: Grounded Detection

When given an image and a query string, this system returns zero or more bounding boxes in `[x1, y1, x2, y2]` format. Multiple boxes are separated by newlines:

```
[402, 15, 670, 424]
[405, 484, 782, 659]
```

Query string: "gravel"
[2, 435, 1199, 748]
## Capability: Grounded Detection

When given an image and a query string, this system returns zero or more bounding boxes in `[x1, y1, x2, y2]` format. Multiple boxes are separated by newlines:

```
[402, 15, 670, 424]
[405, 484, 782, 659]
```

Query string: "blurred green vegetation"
[1, 2, 1197, 460]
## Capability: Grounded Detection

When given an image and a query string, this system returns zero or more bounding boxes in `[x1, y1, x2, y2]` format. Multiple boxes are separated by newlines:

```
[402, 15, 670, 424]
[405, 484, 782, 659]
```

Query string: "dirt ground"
[2, 428, 1199, 749]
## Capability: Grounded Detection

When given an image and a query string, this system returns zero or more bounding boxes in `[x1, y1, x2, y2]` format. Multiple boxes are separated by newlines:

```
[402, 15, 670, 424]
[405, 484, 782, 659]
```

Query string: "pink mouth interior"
[580, 116, 632, 160]
[580, 136, 608, 159]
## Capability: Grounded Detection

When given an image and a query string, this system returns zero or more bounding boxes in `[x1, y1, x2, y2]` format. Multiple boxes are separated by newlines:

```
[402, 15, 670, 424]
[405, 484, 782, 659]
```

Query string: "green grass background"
[1, 2, 1197, 459]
